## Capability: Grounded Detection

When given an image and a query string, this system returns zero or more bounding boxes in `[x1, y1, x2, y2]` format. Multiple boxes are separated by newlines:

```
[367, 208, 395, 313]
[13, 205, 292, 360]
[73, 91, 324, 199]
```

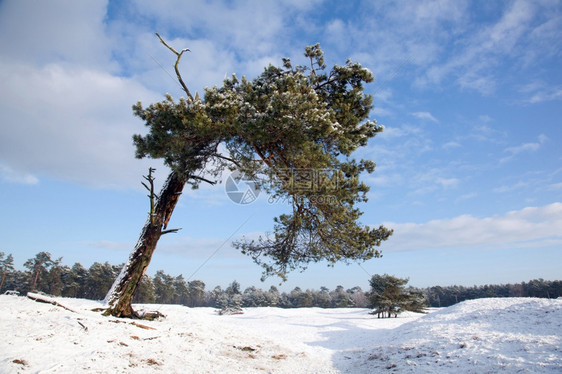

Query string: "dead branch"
[77, 320, 88, 331]
[132, 322, 156, 330]
[161, 228, 181, 235]
[108, 319, 157, 330]
[155, 32, 194, 100]
[27, 292, 77, 313]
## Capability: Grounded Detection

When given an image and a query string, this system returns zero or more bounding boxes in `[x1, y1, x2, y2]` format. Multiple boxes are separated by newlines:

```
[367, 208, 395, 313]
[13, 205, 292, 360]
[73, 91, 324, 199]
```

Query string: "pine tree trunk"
[0, 272, 5, 291]
[31, 268, 40, 291]
[103, 172, 185, 318]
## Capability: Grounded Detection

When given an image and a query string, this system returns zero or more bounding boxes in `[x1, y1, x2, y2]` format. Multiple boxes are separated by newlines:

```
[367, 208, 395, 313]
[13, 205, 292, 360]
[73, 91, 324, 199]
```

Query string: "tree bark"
[31, 268, 40, 291]
[103, 172, 185, 318]
[0, 273, 5, 291]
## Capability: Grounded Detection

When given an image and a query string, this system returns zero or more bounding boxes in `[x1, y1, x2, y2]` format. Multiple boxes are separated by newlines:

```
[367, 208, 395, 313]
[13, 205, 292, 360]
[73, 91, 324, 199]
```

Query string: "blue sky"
[1, 0, 561, 292]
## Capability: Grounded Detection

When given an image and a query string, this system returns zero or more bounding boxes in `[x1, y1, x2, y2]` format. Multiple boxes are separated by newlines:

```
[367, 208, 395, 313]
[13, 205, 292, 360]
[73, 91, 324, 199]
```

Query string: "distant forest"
[1, 251, 560, 308]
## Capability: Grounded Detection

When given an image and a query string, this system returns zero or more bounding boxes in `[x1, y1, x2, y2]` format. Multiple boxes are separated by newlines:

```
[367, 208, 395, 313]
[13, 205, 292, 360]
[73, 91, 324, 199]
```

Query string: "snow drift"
[0, 295, 560, 373]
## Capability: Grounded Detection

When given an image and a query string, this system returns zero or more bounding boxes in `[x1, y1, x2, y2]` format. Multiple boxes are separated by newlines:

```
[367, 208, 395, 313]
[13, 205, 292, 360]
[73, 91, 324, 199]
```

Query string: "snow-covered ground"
[0, 295, 560, 373]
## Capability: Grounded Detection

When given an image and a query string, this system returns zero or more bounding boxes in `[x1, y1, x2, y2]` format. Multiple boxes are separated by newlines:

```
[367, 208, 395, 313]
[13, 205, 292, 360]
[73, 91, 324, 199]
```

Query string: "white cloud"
[382, 202, 562, 252]
[528, 86, 562, 104]
[379, 125, 423, 139]
[456, 192, 477, 202]
[493, 181, 528, 194]
[352, 0, 469, 79]
[548, 183, 562, 191]
[471, 123, 506, 144]
[0, 164, 39, 185]
[518, 80, 562, 104]
[0, 62, 162, 188]
[436, 177, 459, 189]
[505, 143, 541, 154]
[130, 0, 306, 61]
[0, 1, 172, 188]
[500, 134, 547, 163]
[442, 141, 461, 149]
[0, 0, 114, 70]
[538, 134, 548, 144]
[325, 19, 349, 50]
[412, 111, 439, 123]
[413, 0, 560, 94]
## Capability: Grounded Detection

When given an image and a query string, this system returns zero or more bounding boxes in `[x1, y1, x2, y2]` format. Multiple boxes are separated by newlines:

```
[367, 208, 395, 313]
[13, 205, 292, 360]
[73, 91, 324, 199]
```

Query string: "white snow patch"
[0, 296, 560, 373]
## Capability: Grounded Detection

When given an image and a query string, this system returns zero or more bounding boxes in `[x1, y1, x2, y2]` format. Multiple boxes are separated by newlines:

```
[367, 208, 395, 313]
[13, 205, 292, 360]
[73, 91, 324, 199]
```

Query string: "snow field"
[351, 298, 562, 373]
[0, 296, 560, 373]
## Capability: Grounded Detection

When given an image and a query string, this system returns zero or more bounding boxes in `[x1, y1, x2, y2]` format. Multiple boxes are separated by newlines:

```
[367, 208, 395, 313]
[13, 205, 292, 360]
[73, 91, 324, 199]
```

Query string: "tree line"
[424, 279, 562, 307]
[1, 252, 560, 309]
[0, 251, 368, 308]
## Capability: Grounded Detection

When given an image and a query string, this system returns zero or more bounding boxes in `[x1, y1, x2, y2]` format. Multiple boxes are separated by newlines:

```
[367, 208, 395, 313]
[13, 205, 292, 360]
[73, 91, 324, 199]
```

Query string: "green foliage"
[204, 45, 392, 280]
[133, 275, 156, 304]
[85, 262, 120, 300]
[132, 95, 227, 187]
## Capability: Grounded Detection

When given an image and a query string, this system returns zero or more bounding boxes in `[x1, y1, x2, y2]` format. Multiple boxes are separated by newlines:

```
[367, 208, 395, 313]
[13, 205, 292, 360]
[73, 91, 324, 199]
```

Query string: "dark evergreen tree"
[62, 263, 88, 298]
[209, 285, 228, 308]
[242, 286, 263, 307]
[221, 280, 243, 311]
[153, 270, 175, 304]
[172, 275, 189, 305]
[0, 252, 15, 292]
[133, 275, 156, 304]
[288, 287, 303, 307]
[47, 262, 64, 296]
[316, 286, 333, 308]
[85, 262, 118, 300]
[23, 252, 58, 292]
[331, 285, 354, 308]
[348, 286, 369, 308]
[264, 285, 280, 307]
[187, 280, 206, 307]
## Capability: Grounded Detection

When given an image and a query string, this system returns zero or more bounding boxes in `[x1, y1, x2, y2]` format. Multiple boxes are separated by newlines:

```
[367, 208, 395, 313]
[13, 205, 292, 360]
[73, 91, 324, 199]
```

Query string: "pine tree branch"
[189, 175, 216, 185]
[212, 152, 241, 168]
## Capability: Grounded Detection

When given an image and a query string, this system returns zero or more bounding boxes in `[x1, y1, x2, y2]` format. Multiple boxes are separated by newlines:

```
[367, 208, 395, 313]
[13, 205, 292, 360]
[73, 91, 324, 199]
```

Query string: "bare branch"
[161, 228, 181, 235]
[143, 168, 157, 226]
[155, 33, 194, 100]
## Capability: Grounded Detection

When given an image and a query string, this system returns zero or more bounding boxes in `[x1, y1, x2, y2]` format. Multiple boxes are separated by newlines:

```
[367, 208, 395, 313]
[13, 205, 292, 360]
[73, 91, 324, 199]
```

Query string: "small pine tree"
[368, 274, 427, 318]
